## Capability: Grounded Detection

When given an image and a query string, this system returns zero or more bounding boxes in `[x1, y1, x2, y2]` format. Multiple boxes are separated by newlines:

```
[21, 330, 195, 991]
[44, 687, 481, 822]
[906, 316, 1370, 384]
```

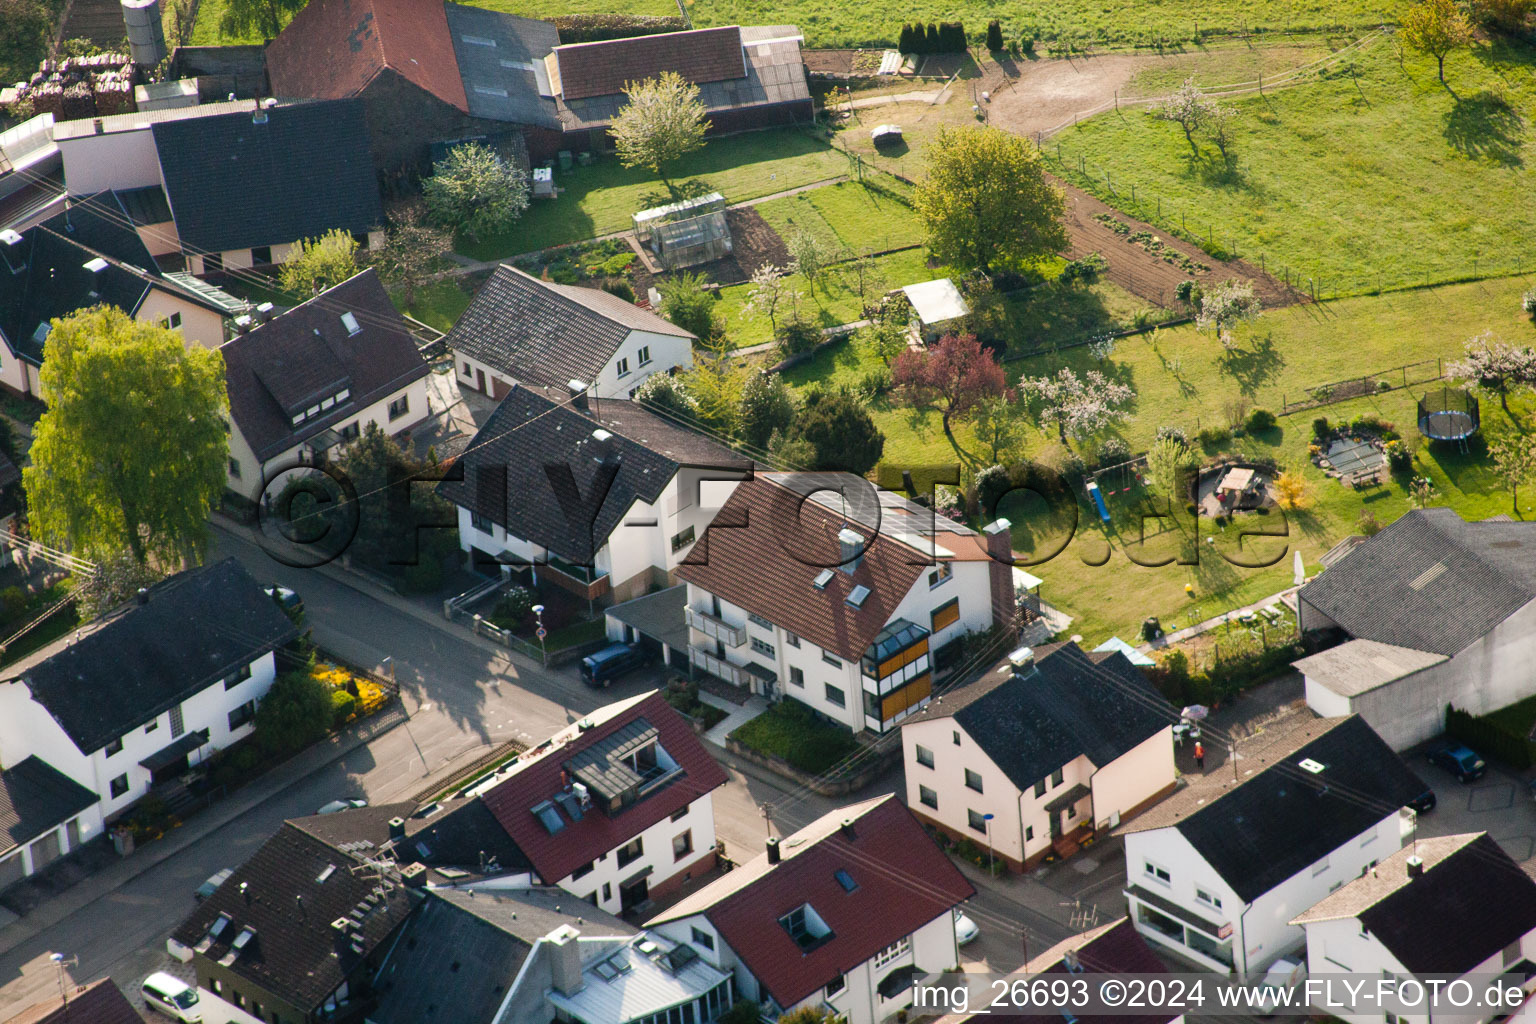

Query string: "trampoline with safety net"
[1418, 387, 1481, 442]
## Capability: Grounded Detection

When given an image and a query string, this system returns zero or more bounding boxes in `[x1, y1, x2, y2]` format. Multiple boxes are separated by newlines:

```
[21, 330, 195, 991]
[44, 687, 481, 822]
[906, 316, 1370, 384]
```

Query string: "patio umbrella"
[1181, 705, 1209, 721]
[1293, 549, 1305, 586]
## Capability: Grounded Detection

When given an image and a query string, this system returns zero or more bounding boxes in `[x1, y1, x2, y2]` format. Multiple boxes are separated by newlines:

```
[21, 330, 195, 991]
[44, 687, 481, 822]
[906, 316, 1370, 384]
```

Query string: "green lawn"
[456, 129, 852, 260]
[394, 280, 475, 333]
[717, 248, 944, 348]
[188, 0, 259, 44]
[752, 178, 924, 258]
[1048, 41, 1536, 295]
[729, 700, 861, 774]
[467, 0, 1406, 49]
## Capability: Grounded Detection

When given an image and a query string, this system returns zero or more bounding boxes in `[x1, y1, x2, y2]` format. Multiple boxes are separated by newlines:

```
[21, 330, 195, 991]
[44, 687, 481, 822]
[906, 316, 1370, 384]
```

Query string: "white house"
[674, 472, 1017, 733]
[647, 795, 974, 1024]
[220, 269, 431, 501]
[0, 196, 229, 399]
[1291, 833, 1536, 1024]
[0, 559, 299, 823]
[1293, 509, 1536, 750]
[1118, 715, 1430, 978]
[901, 642, 1176, 872]
[444, 264, 695, 401]
[0, 757, 100, 892]
[438, 384, 749, 605]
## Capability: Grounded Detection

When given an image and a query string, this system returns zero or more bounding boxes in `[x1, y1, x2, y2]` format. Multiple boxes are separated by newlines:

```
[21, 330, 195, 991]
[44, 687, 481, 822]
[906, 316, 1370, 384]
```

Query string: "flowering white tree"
[1159, 78, 1212, 149]
[1196, 278, 1263, 349]
[1447, 330, 1536, 414]
[742, 263, 791, 333]
[1018, 367, 1135, 444]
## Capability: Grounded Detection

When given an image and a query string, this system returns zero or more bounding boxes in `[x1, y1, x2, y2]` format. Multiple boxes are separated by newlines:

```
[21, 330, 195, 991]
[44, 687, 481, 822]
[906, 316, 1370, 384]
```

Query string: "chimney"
[400, 862, 427, 889]
[83, 256, 107, 299]
[252, 99, 268, 124]
[839, 819, 856, 841]
[983, 518, 1016, 630]
[135, 587, 149, 606]
[387, 816, 406, 841]
[1007, 645, 1035, 676]
[837, 527, 864, 574]
[567, 379, 589, 412]
[766, 837, 781, 865]
[1406, 854, 1424, 879]
[255, 302, 275, 322]
[547, 925, 584, 996]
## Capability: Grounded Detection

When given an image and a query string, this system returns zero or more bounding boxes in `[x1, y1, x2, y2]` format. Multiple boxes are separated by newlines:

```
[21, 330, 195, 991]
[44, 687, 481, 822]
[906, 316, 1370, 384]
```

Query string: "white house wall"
[1088, 726, 1176, 830]
[0, 348, 38, 399]
[589, 329, 693, 400]
[136, 288, 226, 349]
[59, 128, 162, 194]
[552, 793, 716, 917]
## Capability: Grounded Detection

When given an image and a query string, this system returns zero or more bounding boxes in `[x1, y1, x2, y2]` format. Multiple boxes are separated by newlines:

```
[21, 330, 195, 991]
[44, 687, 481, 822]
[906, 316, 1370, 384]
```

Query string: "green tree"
[862, 292, 913, 366]
[767, 429, 817, 470]
[1204, 102, 1239, 163]
[778, 1008, 837, 1024]
[986, 19, 1004, 50]
[611, 71, 710, 189]
[738, 369, 796, 450]
[331, 424, 458, 592]
[255, 668, 333, 757]
[1145, 435, 1196, 497]
[659, 271, 721, 341]
[684, 333, 748, 433]
[797, 386, 885, 475]
[913, 125, 1068, 276]
[1488, 433, 1536, 513]
[0, 0, 54, 85]
[968, 393, 1028, 464]
[25, 307, 227, 566]
[422, 142, 530, 242]
[279, 229, 359, 297]
[1196, 278, 1263, 349]
[1159, 77, 1212, 150]
[76, 553, 168, 621]
[787, 226, 836, 297]
[368, 200, 452, 307]
[218, 0, 306, 39]
[1401, 0, 1473, 82]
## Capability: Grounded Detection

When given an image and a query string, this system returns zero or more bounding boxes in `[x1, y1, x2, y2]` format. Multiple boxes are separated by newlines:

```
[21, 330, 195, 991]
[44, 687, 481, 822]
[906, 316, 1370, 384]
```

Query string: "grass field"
[752, 178, 924, 258]
[1048, 41, 1536, 295]
[467, 0, 1407, 49]
[395, 280, 475, 333]
[778, 276, 1536, 641]
[454, 128, 852, 260]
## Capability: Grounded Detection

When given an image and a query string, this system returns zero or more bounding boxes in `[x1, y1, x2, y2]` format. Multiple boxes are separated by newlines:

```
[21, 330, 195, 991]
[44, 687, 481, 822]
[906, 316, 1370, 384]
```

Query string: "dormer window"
[778, 903, 833, 952]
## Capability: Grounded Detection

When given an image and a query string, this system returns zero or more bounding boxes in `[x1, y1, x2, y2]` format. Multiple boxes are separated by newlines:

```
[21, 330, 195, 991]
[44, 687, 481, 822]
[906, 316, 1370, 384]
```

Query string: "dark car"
[1407, 786, 1437, 814]
[1428, 743, 1486, 783]
[580, 642, 647, 688]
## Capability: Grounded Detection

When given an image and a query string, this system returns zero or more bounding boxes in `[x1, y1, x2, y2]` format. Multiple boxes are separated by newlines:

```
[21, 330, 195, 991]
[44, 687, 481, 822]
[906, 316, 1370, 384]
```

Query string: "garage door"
[0, 851, 23, 891]
[29, 828, 61, 871]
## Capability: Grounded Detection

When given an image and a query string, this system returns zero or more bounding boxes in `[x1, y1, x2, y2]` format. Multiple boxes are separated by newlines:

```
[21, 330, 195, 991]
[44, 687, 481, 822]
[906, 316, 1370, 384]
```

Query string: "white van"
[142, 972, 202, 1023]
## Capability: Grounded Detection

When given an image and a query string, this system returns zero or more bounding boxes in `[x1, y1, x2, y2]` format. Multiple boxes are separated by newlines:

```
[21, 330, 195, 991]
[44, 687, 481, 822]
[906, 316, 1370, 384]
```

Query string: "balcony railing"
[685, 606, 746, 647]
[690, 646, 750, 688]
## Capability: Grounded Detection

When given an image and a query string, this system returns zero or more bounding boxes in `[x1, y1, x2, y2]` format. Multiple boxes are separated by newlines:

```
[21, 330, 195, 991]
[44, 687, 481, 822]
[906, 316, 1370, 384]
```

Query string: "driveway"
[1406, 746, 1536, 867]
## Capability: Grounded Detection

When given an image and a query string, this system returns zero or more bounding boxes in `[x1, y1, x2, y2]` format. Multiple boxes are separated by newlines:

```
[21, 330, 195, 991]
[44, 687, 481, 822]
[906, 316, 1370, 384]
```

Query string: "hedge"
[553, 14, 687, 43]
[1446, 704, 1534, 770]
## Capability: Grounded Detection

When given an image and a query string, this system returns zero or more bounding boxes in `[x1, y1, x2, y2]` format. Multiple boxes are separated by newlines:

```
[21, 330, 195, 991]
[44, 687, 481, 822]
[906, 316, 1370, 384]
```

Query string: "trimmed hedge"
[553, 14, 687, 43]
[1446, 703, 1535, 770]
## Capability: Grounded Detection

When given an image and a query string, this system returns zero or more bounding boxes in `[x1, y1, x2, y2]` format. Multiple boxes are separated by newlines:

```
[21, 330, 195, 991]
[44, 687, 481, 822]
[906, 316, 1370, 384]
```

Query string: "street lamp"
[532, 604, 547, 667]
[983, 812, 996, 876]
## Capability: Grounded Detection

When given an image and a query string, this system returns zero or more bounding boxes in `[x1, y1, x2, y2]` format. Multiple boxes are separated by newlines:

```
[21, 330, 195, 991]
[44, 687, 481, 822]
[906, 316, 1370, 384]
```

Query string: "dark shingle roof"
[290, 798, 533, 879]
[170, 822, 418, 1013]
[1292, 833, 1536, 974]
[443, 264, 693, 386]
[907, 644, 1174, 791]
[221, 269, 430, 461]
[152, 99, 383, 254]
[371, 888, 631, 1024]
[4, 978, 145, 1024]
[0, 757, 97, 859]
[265, 0, 469, 111]
[1119, 716, 1430, 903]
[648, 796, 974, 1008]
[436, 385, 742, 563]
[12, 559, 299, 754]
[1299, 508, 1536, 656]
[443, 4, 560, 127]
[553, 27, 745, 101]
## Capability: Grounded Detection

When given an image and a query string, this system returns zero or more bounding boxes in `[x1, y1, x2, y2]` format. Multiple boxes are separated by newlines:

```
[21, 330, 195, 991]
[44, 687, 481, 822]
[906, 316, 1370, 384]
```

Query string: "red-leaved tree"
[892, 332, 1008, 446]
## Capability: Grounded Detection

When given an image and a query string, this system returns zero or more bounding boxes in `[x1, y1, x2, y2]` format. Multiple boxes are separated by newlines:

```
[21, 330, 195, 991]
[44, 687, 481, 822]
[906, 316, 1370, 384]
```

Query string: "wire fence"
[1279, 357, 1445, 415]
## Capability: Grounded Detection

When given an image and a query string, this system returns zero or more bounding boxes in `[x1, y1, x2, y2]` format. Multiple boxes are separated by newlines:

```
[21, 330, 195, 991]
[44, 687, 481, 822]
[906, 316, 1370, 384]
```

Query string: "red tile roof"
[480, 691, 728, 883]
[266, 0, 468, 112]
[673, 475, 933, 661]
[648, 795, 974, 1007]
[553, 26, 746, 101]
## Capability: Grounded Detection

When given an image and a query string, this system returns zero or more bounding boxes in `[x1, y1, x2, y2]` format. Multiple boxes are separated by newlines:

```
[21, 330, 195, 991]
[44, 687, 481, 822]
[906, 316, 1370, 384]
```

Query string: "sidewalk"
[699, 691, 768, 746]
[0, 704, 406, 960]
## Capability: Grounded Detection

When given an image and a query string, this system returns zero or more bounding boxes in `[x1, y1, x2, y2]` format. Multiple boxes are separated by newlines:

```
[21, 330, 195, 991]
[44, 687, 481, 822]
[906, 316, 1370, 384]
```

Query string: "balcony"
[685, 606, 745, 647]
[690, 646, 751, 688]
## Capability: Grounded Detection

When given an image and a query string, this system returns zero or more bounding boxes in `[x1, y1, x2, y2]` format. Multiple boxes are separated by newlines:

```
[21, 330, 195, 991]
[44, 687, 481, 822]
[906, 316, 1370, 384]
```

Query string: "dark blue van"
[581, 642, 646, 688]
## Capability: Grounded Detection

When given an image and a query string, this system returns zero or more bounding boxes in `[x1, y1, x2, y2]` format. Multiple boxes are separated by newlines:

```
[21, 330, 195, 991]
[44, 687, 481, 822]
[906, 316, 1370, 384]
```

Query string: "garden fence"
[1279, 357, 1444, 415]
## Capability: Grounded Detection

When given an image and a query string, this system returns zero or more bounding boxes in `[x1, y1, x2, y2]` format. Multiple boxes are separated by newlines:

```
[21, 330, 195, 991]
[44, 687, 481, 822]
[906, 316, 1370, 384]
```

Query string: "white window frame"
[873, 936, 911, 968]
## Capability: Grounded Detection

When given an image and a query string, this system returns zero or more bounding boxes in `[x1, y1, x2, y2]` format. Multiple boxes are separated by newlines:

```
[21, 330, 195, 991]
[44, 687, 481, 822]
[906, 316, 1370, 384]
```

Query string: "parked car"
[193, 868, 232, 902]
[1253, 957, 1305, 1017]
[1428, 743, 1486, 783]
[954, 909, 980, 946]
[263, 585, 303, 622]
[316, 798, 368, 815]
[580, 642, 647, 688]
[1407, 786, 1437, 814]
[142, 972, 202, 1022]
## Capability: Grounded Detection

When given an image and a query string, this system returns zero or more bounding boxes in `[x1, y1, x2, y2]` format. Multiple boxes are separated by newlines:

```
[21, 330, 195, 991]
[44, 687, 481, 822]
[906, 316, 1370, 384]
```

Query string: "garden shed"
[632, 192, 732, 270]
[901, 278, 969, 341]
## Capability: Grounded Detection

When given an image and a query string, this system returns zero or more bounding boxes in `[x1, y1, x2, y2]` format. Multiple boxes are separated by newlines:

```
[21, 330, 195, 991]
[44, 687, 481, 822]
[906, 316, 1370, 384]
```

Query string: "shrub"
[1384, 438, 1413, 471]
[775, 318, 822, 360]
[1197, 425, 1231, 449]
[599, 277, 635, 303]
[255, 670, 334, 757]
[1524, 289, 1536, 316]
[1273, 470, 1314, 510]
[1245, 407, 1277, 433]
[634, 373, 699, 421]
[976, 464, 1011, 515]
[1446, 704, 1533, 770]
[1131, 308, 1157, 330]
[1141, 616, 1164, 642]
[1174, 279, 1200, 304]
[1060, 252, 1108, 283]
[1020, 35, 1036, 53]
[986, 19, 1004, 49]
[1148, 648, 1190, 701]
[797, 386, 885, 474]
[1312, 416, 1331, 439]
[494, 586, 534, 626]
[658, 272, 720, 341]
[1350, 413, 1397, 439]
[0, 586, 26, 622]
[1358, 508, 1383, 535]
[1155, 425, 1188, 445]
[857, 365, 893, 401]
[739, 369, 797, 450]
[331, 689, 357, 728]
[718, 1002, 762, 1024]
[1096, 436, 1131, 466]
[898, 23, 917, 52]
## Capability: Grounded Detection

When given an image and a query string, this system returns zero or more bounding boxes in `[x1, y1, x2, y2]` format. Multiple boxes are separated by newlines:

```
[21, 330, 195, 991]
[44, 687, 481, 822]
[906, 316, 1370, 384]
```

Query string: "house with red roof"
[647, 794, 975, 1024]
